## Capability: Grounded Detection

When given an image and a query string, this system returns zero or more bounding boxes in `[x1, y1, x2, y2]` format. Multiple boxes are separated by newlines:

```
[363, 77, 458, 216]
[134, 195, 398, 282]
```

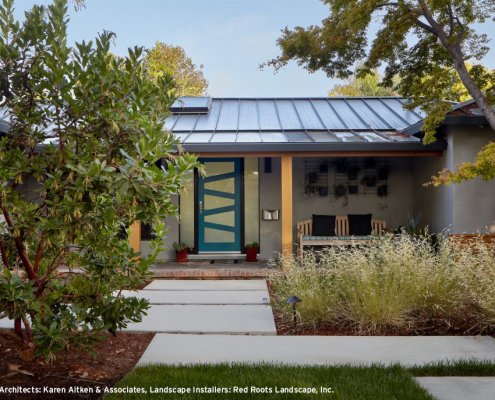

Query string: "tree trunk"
[416, 1, 495, 132]
[14, 318, 23, 339]
[451, 54, 495, 131]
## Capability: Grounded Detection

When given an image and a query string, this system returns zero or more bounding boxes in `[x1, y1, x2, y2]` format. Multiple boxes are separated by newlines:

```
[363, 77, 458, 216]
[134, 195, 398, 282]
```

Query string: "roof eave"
[402, 114, 490, 135]
[180, 141, 446, 154]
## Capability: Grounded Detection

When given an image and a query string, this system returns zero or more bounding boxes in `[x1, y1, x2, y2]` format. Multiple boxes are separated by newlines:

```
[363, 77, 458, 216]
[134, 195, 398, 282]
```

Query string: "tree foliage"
[266, 0, 495, 184]
[0, 0, 198, 359]
[329, 69, 399, 96]
[329, 63, 490, 99]
[145, 42, 208, 97]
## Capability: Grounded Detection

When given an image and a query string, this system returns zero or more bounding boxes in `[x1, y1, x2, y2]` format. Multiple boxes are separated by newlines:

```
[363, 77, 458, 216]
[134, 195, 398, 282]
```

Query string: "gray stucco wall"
[450, 126, 495, 233]
[412, 135, 454, 233]
[413, 126, 495, 234]
[259, 157, 282, 259]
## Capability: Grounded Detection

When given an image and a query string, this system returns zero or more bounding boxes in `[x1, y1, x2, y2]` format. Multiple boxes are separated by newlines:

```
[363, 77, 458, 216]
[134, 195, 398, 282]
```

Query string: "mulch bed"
[0, 331, 154, 400]
[273, 308, 495, 336]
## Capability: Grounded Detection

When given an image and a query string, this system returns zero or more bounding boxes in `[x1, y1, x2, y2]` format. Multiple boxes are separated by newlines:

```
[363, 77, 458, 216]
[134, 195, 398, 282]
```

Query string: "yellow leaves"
[82, 176, 91, 188]
[144, 41, 208, 97]
[430, 142, 495, 185]
[328, 68, 398, 96]
[73, 208, 82, 219]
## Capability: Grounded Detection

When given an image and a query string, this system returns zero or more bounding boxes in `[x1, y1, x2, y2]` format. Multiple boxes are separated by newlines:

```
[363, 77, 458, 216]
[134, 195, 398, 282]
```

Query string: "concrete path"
[119, 290, 269, 305]
[125, 305, 275, 334]
[123, 279, 276, 335]
[137, 334, 495, 367]
[0, 317, 12, 329]
[0, 280, 276, 335]
[416, 377, 495, 400]
[144, 279, 267, 291]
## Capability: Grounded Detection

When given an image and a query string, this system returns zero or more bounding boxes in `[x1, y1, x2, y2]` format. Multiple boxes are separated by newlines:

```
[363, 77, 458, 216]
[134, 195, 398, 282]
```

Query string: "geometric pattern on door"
[197, 158, 241, 252]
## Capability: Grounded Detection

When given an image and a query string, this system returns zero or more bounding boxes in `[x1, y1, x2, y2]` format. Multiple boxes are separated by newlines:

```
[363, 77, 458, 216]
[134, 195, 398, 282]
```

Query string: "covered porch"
[129, 97, 460, 261]
[134, 150, 447, 262]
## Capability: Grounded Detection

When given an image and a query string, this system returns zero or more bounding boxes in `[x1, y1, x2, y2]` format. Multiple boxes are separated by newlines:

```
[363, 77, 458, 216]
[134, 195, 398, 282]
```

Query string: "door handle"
[199, 201, 203, 214]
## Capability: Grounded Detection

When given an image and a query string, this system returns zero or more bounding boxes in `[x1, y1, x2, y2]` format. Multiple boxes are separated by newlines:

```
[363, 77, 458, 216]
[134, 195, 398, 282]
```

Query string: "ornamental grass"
[270, 233, 495, 334]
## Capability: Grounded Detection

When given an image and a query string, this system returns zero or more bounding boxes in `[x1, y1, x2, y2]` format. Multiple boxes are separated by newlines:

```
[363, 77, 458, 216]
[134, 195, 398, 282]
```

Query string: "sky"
[13, 0, 495, 97]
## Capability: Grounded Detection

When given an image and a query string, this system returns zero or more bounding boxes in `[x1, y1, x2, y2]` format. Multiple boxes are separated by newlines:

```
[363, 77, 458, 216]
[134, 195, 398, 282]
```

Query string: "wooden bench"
[297, 216, 386, 259]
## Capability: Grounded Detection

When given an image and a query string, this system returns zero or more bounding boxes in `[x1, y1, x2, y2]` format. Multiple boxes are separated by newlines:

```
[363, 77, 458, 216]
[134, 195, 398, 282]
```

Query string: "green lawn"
[104, 364, 434, 399]
[409, 359, 495, 376]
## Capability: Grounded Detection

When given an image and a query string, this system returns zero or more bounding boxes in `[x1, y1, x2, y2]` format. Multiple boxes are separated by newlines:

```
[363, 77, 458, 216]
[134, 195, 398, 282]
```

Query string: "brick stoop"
[150, 262, 278, 279]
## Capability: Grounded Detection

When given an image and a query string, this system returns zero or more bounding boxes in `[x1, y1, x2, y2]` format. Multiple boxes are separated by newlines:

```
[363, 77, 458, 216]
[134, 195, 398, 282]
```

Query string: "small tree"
[0, 0, 198, 359]
[145, 42, 208, 97]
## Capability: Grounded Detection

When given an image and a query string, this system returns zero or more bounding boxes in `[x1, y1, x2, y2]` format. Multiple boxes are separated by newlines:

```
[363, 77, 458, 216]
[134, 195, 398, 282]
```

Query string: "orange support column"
[129, 221, 141, 253]
[281, 155, 293, 260]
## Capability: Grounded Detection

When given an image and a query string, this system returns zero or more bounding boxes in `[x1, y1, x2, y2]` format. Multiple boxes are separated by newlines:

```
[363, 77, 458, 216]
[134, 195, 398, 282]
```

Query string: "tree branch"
[0, 203, 38, 286]
[446, 3, 455, 37]
[33, 234, 44, 273]
[0, 236, 11, 269]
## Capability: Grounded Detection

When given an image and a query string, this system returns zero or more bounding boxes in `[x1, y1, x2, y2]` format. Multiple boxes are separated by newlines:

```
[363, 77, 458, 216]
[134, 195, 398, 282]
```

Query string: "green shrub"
[270, 233, 487, 334]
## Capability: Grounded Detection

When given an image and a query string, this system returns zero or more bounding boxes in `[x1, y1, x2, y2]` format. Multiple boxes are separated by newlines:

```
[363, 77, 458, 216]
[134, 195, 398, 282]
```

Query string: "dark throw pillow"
[348, 214, 372, 236]
[312, 215, 336, 236]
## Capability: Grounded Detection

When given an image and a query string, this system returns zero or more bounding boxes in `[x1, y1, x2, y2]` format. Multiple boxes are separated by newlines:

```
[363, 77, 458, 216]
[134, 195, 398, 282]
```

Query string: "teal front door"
[197, 158, 242, 252]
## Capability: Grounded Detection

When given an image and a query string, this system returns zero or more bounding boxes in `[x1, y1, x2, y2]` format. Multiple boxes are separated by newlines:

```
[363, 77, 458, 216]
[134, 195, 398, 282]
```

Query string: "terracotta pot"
[176, 248, 188, 263]
[246, 247, 258, 262]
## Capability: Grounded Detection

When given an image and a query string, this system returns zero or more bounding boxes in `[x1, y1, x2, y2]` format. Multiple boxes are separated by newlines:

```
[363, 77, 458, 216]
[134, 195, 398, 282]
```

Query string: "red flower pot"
[176, 248, 188, 263]
[245, 247, 258, 262]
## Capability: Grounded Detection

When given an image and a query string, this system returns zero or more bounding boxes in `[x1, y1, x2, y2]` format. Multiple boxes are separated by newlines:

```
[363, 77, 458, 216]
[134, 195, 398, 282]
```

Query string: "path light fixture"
[286, 295, 302, 334]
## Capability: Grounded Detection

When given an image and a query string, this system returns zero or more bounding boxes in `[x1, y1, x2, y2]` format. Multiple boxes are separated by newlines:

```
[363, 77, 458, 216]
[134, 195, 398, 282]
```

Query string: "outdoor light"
[286, 295, 302, 333]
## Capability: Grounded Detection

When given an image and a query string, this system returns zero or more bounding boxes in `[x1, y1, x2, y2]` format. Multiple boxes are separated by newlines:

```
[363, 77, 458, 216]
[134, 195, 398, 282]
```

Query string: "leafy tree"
[0, 0, 197, 360]
[329, 69, 398, 96]
[145, 42, 208, 97]
[329, 64, 487, 100]
[266, 0, 495, 184]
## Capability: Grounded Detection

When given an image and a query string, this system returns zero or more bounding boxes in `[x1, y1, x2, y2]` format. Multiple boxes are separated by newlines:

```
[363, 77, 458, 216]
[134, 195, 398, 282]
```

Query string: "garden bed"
[268, 281, 494, 336]
[0, 331, 153, 400]
[269, 234, 495, 336]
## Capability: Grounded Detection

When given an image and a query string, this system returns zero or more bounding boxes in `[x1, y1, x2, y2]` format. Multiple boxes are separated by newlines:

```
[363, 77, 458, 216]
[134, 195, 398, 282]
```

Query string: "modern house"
[130, 96, 495, 261]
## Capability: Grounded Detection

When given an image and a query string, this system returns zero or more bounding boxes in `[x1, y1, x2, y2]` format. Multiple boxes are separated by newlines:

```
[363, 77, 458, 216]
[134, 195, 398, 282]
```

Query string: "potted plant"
[173, 242, 189, 262]
[245, 242, 259, 262]
[347, 165, 361, 180]
[378, 166, 389, 180]
[364, 158, 376, 169]
[348, 184, 358, 194]
[378, 185, 388, 197]
[335, 159, 347, 173]
[334, 184, 346, 198]
[307, 172, 318, 184]
[361, 175, 377, 187]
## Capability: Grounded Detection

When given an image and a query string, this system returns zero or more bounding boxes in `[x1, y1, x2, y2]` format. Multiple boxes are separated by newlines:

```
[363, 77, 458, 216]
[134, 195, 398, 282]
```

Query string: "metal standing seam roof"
[166, 97, 445, 152]
[0, 118, 8, 134]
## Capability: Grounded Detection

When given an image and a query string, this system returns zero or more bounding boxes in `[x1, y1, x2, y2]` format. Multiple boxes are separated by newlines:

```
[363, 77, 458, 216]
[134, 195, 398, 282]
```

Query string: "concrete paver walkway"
[123, 279, 276, 335]
[120, 290, 269, 305]
[144, 279, 267, 291]
[125, 305, 275, 334]
[416, 377, 495, 400]
[137, 334, 495, 367]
